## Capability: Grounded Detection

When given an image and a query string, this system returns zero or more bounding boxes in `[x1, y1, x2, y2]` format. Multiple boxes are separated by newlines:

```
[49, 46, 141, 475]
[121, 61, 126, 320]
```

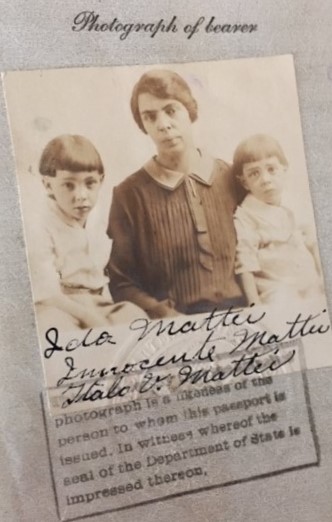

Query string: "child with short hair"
[29, 134, 143, 331]
[232, 134, 322, 306]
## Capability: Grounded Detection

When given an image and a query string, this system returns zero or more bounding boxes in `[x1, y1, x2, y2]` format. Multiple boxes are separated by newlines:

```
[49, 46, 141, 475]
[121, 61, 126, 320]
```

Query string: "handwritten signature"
[44, 307, 330, 409]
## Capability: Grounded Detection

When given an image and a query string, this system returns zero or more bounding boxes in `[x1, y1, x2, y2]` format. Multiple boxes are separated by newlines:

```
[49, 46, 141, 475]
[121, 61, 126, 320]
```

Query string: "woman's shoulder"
[113, 166, 151, 196]
[211, 156, 244, 206]
[212, 157, 238, 187]
[214, 157, 231, 172]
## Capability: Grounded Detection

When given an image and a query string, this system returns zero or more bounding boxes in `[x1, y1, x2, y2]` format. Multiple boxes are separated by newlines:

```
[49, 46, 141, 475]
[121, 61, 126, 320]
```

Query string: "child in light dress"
[232, 134, 322, 306]
[29, 134, 143, 332]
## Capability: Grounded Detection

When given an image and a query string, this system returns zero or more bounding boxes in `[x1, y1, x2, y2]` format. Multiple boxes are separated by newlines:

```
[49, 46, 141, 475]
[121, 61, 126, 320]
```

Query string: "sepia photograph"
[2, 3, 332, 521]
[3, 56, 325, 338]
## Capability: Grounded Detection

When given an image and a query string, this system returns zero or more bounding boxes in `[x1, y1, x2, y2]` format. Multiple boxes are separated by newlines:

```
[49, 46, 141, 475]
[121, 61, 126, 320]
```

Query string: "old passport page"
[2, 54, 332, 521]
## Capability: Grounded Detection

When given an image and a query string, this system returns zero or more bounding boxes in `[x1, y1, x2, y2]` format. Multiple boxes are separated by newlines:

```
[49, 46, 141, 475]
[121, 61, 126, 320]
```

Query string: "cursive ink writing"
[137, 372, 172, 394]
[178, 346, 296, 386]
[56, 334, 215, 388]
[49, 306, 331, 409]
[232, 310, 330, 353]
[130, 305, 266, 342]
[60, 376, 130, 409]
[44, 327, 116, 359]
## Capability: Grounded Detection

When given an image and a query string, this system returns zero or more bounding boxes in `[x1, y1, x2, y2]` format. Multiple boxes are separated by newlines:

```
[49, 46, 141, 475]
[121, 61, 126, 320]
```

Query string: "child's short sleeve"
[233, 205, 261, 274]
[26, 219, 63, 303]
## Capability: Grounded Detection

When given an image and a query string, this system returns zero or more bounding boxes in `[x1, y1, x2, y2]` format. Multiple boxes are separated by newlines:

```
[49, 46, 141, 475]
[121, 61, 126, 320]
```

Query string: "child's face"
[240, 156, 287, 205]
[43, 170, 103, 225]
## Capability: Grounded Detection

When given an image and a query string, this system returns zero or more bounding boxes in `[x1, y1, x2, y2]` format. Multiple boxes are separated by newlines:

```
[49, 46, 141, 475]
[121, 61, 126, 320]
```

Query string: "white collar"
[143, 150, 215, 191]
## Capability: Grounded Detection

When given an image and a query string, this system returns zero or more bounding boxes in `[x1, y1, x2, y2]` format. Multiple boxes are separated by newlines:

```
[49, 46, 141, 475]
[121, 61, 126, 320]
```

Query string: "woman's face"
[138, 92, 194, 156]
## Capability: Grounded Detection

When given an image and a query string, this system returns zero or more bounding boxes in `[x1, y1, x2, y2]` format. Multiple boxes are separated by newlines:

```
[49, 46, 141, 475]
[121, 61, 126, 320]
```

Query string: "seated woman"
[107, 69, 244, 318]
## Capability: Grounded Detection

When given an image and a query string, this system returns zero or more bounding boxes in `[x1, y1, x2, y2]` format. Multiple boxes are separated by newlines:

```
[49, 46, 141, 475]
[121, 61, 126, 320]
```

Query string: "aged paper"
[2, 55, 332, 520]
[1, 2, 332, 522]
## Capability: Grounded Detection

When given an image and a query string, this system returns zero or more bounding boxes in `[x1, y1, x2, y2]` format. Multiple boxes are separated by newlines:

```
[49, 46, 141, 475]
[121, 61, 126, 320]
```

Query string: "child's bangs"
[59, 137, 104, 174]
[233, 134, 288, 179]
[240, 141, 287, 165]
[39, 135, 104, 177]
